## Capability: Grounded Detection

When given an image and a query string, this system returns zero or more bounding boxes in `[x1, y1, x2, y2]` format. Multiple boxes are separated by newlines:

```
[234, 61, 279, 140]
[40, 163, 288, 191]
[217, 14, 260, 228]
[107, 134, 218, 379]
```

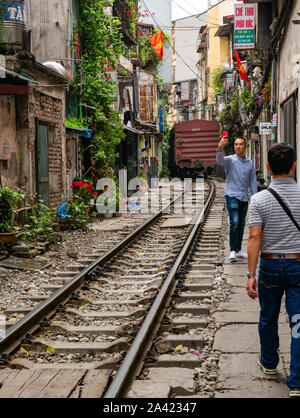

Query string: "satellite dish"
[42, 61, 74, 82]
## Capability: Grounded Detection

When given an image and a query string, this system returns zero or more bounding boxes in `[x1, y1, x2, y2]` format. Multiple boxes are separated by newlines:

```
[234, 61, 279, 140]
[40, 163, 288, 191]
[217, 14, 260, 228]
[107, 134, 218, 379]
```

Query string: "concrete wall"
[277, 0, 300, 182]
[173, 15, 200, 83]
[138, 0, 172, 83]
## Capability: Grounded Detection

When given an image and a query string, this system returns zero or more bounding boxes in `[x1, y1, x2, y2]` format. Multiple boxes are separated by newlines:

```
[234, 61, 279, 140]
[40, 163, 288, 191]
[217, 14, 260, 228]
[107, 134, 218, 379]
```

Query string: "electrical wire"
[171, 0, 226, 24]
[140, 0, 213, 89]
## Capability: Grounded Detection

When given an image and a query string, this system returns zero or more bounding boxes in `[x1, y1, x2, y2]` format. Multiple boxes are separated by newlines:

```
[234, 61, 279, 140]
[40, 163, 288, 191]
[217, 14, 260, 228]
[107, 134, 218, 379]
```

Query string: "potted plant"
[0, 186, 25, 245]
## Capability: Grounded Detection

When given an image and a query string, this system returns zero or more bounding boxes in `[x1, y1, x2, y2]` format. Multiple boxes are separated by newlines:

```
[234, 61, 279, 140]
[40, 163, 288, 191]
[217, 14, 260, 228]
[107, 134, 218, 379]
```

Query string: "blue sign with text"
[3, 1, 26, 24]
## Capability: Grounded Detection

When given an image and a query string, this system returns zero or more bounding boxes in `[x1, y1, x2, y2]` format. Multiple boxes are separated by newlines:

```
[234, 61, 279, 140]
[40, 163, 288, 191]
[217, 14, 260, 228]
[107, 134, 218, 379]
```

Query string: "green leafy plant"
[65, 116, 88, 130]
[0, 186, 25, 233]
[240, 89, 253, 112]
[211, 66, 225, 96]
[18, 196, 56, 240]
[20, 210, 55, 240]
[66, 200, 90, 229]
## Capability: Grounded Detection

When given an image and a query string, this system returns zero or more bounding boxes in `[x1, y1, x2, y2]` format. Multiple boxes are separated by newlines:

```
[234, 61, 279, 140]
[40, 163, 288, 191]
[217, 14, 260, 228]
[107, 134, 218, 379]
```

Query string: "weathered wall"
[30, 0, 79, 75]
[0, 64, 66, 207]
[0, 96, 19, 188]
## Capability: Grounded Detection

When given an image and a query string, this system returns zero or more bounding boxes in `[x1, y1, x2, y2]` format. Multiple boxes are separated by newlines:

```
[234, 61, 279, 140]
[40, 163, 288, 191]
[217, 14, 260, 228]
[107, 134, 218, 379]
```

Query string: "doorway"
[36, 121, 49, 207]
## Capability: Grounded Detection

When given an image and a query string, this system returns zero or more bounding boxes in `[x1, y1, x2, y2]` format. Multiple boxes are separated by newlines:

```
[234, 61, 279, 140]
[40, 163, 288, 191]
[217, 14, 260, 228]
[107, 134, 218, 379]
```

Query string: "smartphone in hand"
[222, 131, 228, 143]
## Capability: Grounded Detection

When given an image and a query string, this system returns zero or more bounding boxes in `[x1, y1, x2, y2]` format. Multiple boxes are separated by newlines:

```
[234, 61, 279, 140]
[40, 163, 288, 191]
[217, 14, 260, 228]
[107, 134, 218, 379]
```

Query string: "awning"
[124, 125, 140, 135]
[215, 24, 231, 37]
[19, 72, 39, 84]
[66, 126, 92, 139]
[0, 67, 40, 85]
[134, 119, 161, 135]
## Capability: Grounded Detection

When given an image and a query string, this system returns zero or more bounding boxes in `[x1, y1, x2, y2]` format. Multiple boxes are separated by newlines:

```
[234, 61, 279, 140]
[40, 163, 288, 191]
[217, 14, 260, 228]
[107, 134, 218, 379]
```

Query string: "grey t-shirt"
[249, 177, 300, 253]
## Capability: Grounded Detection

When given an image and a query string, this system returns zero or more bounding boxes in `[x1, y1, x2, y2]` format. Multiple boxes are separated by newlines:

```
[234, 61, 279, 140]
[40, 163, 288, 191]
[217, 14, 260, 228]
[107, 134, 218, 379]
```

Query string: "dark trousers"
[225, 195, 248, 252]
[258, 257, 300, 388]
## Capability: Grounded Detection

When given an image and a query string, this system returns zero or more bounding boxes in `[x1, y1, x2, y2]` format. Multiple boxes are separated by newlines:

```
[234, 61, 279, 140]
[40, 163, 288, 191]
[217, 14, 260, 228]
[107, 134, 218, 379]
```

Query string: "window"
[281, 93, 297, 179]
[282, 95, 296, 151]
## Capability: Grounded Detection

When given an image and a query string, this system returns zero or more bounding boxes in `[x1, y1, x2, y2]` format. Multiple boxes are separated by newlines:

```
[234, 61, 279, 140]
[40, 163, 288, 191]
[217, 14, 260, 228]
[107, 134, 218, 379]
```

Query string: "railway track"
[0, 179, 219, 398]
[106, 180, 225, 398]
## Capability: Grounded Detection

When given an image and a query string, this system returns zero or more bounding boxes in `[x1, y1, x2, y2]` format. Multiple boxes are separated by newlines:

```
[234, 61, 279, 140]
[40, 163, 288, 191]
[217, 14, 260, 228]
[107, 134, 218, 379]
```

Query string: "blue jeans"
[258, 257, 300, 388]
[225, 196, 248, 252]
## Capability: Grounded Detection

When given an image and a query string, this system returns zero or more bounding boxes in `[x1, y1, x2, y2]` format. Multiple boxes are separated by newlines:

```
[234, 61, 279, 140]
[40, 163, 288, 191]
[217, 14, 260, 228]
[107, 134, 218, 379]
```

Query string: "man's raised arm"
[216, 138, 227, 166]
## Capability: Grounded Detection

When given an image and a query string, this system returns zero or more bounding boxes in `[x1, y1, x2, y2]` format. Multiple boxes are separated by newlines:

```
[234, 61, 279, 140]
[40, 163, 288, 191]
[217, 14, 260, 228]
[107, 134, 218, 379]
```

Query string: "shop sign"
[272, 113, 277, 127]
[234, 4, 255, 49]
[251, 133, 259, 141]
[259, 122, 272, 135]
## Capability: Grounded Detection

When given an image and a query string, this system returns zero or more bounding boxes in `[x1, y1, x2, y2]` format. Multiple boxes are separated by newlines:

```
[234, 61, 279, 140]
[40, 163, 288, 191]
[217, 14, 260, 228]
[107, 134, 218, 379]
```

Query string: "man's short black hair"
[268, 143, 295, 175]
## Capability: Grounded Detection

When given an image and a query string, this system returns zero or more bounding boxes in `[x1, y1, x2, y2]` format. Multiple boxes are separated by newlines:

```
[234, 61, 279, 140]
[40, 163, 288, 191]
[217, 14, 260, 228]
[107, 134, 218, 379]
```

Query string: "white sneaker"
[236, 250, 248, 258]
[228, 251, 236, 261]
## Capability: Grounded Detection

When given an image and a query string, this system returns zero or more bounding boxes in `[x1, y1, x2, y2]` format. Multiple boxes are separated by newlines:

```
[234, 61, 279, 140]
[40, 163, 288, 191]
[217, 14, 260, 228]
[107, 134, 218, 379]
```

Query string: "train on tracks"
[169, 120, 220, 179]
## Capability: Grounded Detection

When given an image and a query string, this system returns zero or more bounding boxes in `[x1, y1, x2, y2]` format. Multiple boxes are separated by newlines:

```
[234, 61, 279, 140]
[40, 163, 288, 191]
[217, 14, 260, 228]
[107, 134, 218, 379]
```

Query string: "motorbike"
[256, 169, 268, 192]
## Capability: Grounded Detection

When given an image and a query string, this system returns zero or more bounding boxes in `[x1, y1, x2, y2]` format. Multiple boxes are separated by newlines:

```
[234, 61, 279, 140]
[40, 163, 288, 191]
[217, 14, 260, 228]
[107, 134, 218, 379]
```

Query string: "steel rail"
[105, 180, 215, 398]
[0, 185, 190, 357]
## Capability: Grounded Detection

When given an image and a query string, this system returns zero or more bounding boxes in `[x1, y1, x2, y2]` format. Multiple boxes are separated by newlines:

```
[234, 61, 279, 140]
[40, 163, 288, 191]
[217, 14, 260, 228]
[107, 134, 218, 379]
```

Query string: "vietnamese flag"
[234, 49, 250, 85]
[149, 31, 163, 60]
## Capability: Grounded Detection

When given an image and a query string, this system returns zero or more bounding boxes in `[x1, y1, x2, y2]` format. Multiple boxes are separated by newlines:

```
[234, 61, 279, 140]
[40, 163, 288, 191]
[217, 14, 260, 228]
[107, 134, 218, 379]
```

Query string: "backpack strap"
[267, 187, 300, 232]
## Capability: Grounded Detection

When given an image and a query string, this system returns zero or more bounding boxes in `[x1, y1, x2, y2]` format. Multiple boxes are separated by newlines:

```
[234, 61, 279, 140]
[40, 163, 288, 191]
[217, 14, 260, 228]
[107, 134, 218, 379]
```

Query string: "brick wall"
[34, 91, 64, 208]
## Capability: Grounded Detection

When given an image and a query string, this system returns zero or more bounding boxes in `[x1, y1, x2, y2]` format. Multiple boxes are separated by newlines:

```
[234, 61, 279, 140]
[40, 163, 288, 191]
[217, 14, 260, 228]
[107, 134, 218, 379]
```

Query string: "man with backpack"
[247, 143, 300, 397]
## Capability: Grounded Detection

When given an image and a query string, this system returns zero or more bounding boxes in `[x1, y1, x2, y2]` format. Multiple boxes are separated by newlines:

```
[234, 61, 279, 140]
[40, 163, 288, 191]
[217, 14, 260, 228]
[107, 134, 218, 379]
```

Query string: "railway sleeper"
[45, 322, 120, 336]
[69, 296, 153, 306]
[23, 337, 130, 354]
[160, 318, 208, 331]
[64, 307, 147, 319]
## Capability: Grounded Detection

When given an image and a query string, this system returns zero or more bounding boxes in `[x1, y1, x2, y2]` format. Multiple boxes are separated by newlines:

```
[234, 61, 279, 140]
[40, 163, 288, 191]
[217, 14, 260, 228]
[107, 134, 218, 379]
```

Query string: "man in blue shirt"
[216, 137, 257, 261]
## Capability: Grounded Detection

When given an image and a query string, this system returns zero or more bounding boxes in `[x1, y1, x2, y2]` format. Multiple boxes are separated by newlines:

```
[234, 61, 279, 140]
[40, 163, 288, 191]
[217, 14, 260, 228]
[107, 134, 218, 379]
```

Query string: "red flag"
[234, 49, 250, 85]
[149, 31, 163, 60]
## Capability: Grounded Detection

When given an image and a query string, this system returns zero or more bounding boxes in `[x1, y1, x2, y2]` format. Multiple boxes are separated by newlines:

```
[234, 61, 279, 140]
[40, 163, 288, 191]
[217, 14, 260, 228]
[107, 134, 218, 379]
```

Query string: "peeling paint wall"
[0, 96, 19, 188]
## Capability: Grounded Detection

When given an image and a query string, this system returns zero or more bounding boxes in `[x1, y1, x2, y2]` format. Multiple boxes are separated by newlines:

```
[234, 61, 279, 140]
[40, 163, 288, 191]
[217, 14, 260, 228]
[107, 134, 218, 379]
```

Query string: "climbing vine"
[76, 0, 129, 181]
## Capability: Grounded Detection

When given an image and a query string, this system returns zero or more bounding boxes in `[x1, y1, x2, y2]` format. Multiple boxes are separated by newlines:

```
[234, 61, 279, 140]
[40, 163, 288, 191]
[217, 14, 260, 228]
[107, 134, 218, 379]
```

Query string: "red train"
[169, 120, 220, 179]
